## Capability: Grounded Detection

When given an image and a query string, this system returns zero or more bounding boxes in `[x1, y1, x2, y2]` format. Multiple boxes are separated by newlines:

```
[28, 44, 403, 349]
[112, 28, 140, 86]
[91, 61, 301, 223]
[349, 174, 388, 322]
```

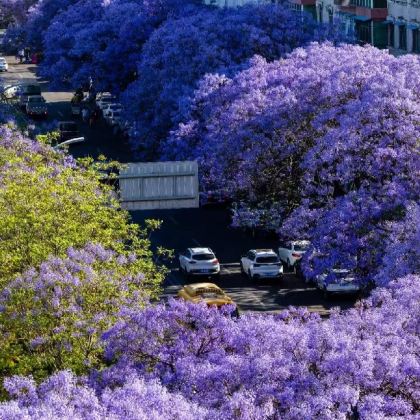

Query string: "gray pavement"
[1, 57, 359, 315]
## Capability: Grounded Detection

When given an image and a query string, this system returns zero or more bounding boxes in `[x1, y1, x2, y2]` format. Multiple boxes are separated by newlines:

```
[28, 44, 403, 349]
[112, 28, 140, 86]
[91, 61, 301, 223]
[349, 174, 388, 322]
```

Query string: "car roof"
[184, 283, 222, 294]
[251, 249, 276, 255]
[189, 247, 213, 254]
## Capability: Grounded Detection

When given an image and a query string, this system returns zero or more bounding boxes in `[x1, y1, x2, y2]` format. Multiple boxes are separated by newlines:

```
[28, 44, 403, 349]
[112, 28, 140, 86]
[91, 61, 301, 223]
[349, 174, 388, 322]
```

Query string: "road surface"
[1, 57, 359, 315]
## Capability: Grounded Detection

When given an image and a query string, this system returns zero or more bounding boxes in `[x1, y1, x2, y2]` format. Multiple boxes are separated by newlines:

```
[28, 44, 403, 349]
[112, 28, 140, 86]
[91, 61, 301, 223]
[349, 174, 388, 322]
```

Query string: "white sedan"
[315, 269, 360, 298]
[240, 249, 283, 280]
[179, 248, 220, 277]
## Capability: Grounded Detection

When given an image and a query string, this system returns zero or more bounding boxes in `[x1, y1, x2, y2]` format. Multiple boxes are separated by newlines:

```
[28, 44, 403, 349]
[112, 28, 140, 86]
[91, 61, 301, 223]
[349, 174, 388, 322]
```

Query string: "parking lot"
[132, 208, 359, 314]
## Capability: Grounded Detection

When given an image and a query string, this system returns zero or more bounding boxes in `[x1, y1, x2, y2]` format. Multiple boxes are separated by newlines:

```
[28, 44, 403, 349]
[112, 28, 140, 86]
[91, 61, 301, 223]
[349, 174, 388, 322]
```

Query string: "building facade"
[315, 0, 388, 47]
[385, 0, 420, 53]
[203, 0, 419, 53]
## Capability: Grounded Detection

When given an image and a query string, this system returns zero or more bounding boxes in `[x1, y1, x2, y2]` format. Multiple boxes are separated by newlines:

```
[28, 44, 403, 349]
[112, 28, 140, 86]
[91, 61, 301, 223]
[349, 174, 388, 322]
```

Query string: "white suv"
[240, 249, 283, 280]
[179, 248, 220, 277]
[315, 269, 360, 298]
[278, 240, 310, 269]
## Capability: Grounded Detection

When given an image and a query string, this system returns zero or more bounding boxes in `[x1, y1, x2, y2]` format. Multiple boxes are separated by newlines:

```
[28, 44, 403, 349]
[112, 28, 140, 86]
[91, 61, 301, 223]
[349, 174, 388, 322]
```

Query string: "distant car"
[25, 95, 48, 118]
[58, 121, 79, 141]
[96, 93, 117, 112]
[278, 240, 311, 269]
[315, 269, 360, 298]
[178, 282, 236, 310]
[240, 249, 283, 280]
[18, 84, 42, 108]
[102, 103, 122, 118]
[105, 109, 122, 127]
[179, 248, 220, 277]
[0, 57, 8, 72]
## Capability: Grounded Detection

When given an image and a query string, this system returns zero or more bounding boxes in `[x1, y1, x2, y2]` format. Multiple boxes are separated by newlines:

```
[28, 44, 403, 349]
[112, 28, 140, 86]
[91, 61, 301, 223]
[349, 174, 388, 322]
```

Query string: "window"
[357, 21, 371, 44]
[413, 29, 420, 53]
[256, 256, 280, 264]
[389, 23, 395, 47]
[328, 8, 333, 24]
[247, 251, 255, 260]
[399, 25, 407, 50]
[192, 253, 215, 261]
[318, 4, 323, 23]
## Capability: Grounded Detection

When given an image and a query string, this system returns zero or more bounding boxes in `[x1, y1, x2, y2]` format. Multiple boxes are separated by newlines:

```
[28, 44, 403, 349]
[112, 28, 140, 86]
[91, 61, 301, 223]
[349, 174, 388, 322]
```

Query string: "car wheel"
[248, 269, 253, 280]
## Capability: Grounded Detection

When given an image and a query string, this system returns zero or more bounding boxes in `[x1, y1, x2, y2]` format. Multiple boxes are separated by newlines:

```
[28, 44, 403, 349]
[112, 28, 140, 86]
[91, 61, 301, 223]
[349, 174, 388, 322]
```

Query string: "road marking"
[58, 111, 64, 117]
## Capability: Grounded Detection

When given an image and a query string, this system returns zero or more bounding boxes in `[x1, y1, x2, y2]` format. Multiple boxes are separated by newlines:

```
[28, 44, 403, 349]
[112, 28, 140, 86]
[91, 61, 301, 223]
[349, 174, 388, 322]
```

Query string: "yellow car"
[178, 282, 236, 309]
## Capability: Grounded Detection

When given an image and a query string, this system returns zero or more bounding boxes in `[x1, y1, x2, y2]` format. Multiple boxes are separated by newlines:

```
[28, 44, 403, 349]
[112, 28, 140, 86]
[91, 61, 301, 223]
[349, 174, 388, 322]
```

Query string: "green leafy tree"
[0, 128, 163, 289]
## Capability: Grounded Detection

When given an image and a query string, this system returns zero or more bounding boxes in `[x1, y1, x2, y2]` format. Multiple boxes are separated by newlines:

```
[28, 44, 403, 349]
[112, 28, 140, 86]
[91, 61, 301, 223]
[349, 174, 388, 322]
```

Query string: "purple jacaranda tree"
[123, 3, 347, 157]
[1, 274, 418, 418]
[38, 0, 200, 92]
[0, 371, 210, 418]
[0, 0, 37, 25]
[167, 43, 420, 284]
[0, 243, 161, 385]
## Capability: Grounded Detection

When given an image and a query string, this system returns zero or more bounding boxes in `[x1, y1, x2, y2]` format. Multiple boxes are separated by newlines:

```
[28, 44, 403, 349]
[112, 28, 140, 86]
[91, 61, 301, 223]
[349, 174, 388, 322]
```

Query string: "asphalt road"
[1, 57, 359, 315]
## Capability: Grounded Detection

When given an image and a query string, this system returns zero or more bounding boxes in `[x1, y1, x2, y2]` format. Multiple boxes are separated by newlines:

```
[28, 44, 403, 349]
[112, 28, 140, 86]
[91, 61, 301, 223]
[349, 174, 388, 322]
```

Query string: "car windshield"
[193, 253, 215, 261]
[28, 97, 43, 103]
[334, 271, 352, 280]
[113, 111, 121, 117]
[256, 256, 279, 264]
[101, 97, 113, 103]
[294, 243, 310, 251]
[196, 289, 223, 297]
[110, 104, 121, 110]
[60, 123, 77, 131]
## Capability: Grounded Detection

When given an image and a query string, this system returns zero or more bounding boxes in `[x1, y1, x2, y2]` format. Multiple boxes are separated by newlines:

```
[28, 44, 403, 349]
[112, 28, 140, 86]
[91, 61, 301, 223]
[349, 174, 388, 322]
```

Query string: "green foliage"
[0, 129, 163, 290]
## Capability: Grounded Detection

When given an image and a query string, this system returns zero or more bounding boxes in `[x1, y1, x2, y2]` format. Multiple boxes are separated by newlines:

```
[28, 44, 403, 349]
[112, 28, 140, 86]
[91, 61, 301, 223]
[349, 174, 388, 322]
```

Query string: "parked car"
[18, 84, 41, 108]
[278, 240, 311, 269]
[178, 282, 236, 311]
[70, 91, 84, 116]
[179, 248, 220, 277]
[96, 93, 117, 112]
[240, 249, 283, 280]
[25, 95, 47, 118]
[0, 57, 8, 72]
[315, 268, 360, 298]
[57, 121, 79, 141]
[105, 109, 122, 127]
[102, 103, 122, 118]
